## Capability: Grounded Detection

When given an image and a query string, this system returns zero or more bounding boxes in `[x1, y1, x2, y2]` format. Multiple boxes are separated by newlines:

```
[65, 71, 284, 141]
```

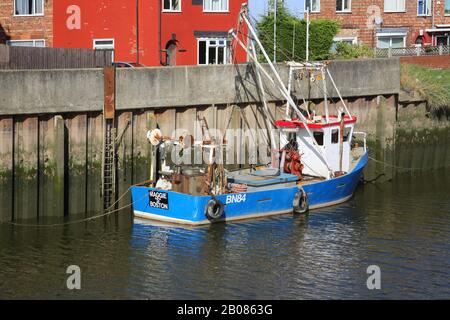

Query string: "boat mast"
[306, 6, 310, 62]
[322, 67, 330, 123]
[249, 38, 278, 155]
[229, 5, 333, 177]
[273, 0, 277, 63]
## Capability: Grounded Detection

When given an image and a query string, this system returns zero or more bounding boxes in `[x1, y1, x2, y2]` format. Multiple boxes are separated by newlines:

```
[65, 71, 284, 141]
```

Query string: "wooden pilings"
[0, 103, 274, 222]
[1, 93, 445, 222]
[0, 118, 13, 222]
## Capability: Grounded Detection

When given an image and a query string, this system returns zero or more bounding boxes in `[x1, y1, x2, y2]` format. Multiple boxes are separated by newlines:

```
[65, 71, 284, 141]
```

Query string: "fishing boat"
[131, 4, 368, 226]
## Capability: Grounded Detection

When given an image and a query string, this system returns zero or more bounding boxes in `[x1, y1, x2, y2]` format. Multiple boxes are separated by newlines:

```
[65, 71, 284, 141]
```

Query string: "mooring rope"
[368, 156, 450, 171]
[7, 180, 153, 228]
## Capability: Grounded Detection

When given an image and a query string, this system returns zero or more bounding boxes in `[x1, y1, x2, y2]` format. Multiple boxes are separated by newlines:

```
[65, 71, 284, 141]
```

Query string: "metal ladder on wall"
[102, 67, 117, 212]
[102, 119, 116, 211]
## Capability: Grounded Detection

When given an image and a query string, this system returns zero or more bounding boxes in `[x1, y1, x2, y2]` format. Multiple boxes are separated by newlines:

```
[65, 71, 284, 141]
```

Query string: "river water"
[0, 169, 449, 300]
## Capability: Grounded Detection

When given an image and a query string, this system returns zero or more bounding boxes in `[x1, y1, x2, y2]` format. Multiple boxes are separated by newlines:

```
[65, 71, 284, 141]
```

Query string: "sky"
[249, 0, 305, 20]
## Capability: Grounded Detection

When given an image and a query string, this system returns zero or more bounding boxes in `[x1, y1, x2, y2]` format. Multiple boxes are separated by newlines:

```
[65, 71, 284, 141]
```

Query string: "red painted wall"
[160, 0, 246, 66]
[53, 0, 247, 66]
[53, 0, 158, 66]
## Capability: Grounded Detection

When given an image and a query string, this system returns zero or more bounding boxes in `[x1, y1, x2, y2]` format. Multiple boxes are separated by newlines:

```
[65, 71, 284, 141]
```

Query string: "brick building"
[0, 0, 247, 66]
[0, 0, 53, 47]
[305, 0, 450, 48]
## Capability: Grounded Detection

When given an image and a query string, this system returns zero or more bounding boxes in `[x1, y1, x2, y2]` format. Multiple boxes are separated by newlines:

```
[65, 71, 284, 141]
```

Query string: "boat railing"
[353, 132, 367, 153]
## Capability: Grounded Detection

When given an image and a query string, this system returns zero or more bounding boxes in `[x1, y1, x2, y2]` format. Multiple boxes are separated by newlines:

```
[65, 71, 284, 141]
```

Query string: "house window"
[198, 38, 228, 65]
[384, 0, 405, 12]
[93, 39, 115, 61]
[377, 36, 405, 48]
[331, 36, 357, 52]
[203, 0, 229, 12]
[7, 39, 45, 47]
[305, 0, 320, 12]
[336, 0, 351, 12]
[445, 0, 450, 15]
[436, 36, 450, 46]
[163, 0, 181, 12]
[417, 0, 431, 16]
[14, 0, 43, 16]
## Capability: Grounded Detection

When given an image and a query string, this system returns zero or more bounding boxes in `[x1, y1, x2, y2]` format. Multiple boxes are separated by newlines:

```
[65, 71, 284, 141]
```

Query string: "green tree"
[256, 5, 339, 61]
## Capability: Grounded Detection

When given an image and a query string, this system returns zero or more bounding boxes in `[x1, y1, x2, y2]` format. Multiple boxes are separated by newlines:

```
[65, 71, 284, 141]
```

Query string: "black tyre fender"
[293, 188, 309, 214]
[205, 198, 225, 220]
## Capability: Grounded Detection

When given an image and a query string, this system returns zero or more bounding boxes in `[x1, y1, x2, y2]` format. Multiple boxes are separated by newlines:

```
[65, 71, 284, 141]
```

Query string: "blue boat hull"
[131, 152, 368, 225]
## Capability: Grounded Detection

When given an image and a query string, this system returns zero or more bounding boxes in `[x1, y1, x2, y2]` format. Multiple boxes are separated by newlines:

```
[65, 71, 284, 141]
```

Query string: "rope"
[368, 156, 450, 171]
[7, 179, 154, 228]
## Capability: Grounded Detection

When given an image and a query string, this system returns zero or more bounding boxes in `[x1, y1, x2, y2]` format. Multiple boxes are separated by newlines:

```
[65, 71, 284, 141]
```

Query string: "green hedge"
[332, 42, 374, 59]
[256, 6, 339, 61]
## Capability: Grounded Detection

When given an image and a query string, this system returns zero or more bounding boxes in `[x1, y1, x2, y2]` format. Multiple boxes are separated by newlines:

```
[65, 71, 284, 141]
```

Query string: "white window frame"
[203, 0, 229, 13]
[336, 0, 351, 13]
[331, 36, 357, 53]
[93, 38, 115, 61]
[445, 0, 450, 16]
[384, 0, 406, 13]
[305, 0, 320, 13]
[436, 35, 450, 46]
[417, 0, 431, 16]
[376, 34, 406, 48]
[197, 38, 229, 65]
[162, 0, 181, 12]
[333, 36, 357, 45]
[6, 39, 46, 47]
[14, 0, 44, 17]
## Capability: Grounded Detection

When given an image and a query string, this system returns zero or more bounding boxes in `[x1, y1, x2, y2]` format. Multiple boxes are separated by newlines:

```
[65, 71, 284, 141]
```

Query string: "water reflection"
[0, 169, 449, 299]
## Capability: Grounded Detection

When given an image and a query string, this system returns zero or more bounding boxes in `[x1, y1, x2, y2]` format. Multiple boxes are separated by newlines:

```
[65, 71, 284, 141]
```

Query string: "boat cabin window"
[313, 131, 324, 146]
[331, 129, 339, 144]
[288, 132, 296, 141]
[343, 127, 352, 142]
[283, 132, 298, 150]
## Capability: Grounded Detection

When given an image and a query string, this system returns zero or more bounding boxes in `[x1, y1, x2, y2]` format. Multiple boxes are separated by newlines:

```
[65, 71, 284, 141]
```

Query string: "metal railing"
[375, 45, 450, 58]
[353, 132, 367, 153]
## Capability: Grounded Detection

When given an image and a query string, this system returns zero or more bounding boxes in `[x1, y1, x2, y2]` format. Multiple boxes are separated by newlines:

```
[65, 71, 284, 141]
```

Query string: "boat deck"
[228, 146, 367, 189]
[298, 146, 366, 186]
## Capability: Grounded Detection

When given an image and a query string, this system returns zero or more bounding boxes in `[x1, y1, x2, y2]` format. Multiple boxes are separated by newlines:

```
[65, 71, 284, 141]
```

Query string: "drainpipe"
[136, 0, 139, 64]
[432, 0, 435, 28]
[158, 0, 165, 65]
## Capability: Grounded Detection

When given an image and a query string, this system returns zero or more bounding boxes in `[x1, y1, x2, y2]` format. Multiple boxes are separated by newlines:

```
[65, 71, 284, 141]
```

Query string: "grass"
[401, 64, 450, 115]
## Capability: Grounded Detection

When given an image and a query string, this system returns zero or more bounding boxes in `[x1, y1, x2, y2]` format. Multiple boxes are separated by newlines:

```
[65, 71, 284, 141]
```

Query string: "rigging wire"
[7, 180, 154, 228]
[368, 156, 450, 171]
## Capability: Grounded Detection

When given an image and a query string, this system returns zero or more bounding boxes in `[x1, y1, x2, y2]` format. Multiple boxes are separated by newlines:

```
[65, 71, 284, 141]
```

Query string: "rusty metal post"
[102, 67, 117, 211]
